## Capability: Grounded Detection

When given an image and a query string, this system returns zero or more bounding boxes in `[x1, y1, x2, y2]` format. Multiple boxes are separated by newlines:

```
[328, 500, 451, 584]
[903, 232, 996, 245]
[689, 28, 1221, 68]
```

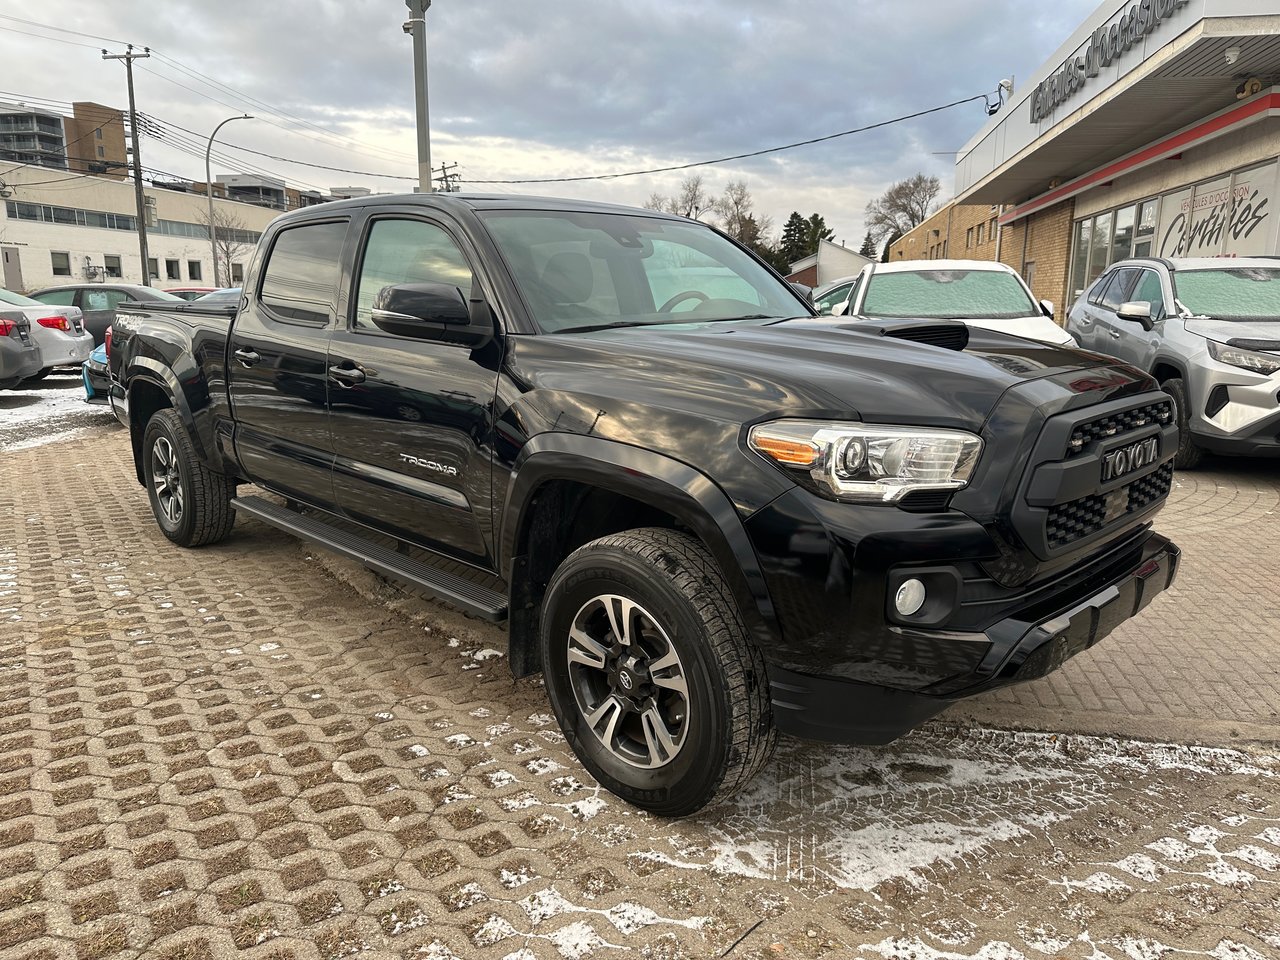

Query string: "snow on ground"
[0, 372, 117, 452]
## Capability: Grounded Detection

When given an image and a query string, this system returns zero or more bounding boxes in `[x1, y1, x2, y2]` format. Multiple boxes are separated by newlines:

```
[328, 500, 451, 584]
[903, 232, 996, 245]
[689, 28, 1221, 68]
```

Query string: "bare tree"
[715, 180, 773, 246]
[197, 206, 254, 287]
[645, 175, 717, 220]
[863, 173, 942, 243]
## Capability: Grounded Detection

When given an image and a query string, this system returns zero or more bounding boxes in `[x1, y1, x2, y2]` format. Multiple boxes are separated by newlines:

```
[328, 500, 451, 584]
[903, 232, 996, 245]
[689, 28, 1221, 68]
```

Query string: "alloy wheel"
[566, 594, 689, 769]
[150, 436, 184, 526]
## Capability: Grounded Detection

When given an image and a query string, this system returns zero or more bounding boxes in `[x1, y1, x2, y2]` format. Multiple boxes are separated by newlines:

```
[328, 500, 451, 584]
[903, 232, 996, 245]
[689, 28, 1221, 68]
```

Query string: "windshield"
[861, 269, 1038, 320]
[0, 289, 42, 307]
[480, 210, 807, 333]
[1175, 267, 1280, 321]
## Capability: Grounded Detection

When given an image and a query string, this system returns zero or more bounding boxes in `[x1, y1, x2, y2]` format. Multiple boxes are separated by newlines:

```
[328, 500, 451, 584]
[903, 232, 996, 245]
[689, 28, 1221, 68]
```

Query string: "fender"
[125, 356, 231, 481]
[500, 432, 783, 662]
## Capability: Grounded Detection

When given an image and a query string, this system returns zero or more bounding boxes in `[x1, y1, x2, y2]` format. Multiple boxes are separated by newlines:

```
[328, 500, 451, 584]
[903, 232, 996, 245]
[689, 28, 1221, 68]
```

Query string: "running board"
[231, 495, 508, 621]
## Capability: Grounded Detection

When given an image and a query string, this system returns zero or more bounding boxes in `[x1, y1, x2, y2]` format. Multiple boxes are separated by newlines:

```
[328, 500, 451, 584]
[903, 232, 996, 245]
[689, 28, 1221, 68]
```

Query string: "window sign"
[1224, 161, 1276, 258]
[1156, 187, 1192, 257]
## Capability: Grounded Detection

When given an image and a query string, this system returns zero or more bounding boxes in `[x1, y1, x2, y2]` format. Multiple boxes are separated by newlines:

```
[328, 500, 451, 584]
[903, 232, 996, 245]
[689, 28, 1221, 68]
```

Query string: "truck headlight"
[748, 420, 983, 503]
[1208, 340, 1280, 376]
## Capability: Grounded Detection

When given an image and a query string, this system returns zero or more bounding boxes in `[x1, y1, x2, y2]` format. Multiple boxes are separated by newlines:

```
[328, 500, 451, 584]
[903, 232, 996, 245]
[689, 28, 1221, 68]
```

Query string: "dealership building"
[891, 0, 1280, 316]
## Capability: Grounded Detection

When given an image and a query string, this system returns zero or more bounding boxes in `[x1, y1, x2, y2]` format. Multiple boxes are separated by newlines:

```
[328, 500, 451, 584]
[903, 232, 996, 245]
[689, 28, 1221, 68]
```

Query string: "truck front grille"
[1046, 462, 1174, 549]
[1067, 399, 1172, 457]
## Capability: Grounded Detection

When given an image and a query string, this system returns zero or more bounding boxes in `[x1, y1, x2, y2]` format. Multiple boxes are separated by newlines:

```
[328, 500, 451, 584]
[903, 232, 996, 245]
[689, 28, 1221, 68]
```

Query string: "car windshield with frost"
[861, 269, 1039, 321]
[480, 210, 807, 334]
[1175, 267, 1280, 322]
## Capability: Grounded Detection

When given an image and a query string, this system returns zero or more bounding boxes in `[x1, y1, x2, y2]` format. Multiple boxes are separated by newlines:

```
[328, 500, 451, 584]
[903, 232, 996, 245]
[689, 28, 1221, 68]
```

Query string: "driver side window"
[1130, 270, 1166, 321]
[354, 218, 473, 332]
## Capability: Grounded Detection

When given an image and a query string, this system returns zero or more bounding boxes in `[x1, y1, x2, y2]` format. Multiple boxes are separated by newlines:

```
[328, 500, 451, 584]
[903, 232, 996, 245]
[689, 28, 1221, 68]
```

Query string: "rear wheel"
[540, 528, 775, 816]
[142, 409, 236, 546]
[1162, 378, 1204, 469]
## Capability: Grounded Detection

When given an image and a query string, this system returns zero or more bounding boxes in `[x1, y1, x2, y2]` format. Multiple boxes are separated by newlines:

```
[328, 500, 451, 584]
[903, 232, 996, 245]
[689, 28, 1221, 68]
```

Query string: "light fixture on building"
[1225, 46, 1242, 65]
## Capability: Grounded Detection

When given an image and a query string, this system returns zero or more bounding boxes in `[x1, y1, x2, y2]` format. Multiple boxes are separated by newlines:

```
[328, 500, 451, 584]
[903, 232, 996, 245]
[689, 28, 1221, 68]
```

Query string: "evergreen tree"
[779, 212, 808, 266]
[859, 231, 876, 258]
[803, 214, 835, 255]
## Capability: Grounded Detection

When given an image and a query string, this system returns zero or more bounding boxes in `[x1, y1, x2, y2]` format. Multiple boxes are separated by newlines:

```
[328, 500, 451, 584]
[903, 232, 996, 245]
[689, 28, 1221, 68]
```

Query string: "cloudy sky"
[0, 0, 1098, 246]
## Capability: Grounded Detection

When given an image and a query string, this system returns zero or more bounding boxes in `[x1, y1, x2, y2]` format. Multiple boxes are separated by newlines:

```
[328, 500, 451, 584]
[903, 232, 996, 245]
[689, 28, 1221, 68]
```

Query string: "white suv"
[839, 259, 1075, 346]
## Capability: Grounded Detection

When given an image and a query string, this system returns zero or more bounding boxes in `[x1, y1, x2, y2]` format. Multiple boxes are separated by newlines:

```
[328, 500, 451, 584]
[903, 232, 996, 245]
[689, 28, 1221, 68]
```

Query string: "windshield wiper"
[553, 321, 656, 335]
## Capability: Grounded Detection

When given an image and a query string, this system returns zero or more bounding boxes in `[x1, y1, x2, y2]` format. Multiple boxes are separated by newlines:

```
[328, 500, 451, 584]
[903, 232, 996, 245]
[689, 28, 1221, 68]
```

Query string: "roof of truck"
[279, 192, 688, 223]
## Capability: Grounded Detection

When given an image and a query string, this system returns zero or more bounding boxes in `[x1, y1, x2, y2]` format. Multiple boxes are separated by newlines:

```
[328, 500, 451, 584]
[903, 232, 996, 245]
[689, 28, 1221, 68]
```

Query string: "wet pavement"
[1, 376, 1278, 959]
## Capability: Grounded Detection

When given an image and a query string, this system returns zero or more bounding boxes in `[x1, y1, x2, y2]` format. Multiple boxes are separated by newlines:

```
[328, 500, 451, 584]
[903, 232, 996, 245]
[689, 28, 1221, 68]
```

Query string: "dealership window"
[1110, 205, 1135, 266]
[50, 251, 71, 276]
[165, 259, 180, 280]
[966, 227, 973, 248]
[976, 222, 985, 245]
[1133, 200, 1157, 258]
[1087, 211, 1112, 287]
[188, 260, 202, 281]
[103, 254, 122, 278]
[988, 217, 998, 241]
[1069, 219, 1092, 300]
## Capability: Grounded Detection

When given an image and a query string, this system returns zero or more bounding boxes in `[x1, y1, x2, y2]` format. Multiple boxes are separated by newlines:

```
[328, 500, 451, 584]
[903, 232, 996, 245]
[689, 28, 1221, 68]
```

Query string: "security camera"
[998, 78, 1014, 94]
[1225, 47, 1242, 65]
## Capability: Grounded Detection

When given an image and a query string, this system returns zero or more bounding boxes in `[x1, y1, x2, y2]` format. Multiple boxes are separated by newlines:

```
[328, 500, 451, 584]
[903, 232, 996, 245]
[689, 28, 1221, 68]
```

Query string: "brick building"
[897, 0, 1280, 319]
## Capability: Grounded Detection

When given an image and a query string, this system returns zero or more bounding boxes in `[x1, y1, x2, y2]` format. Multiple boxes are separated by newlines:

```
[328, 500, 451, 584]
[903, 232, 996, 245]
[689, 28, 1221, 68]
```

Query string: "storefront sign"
[1158, 162, 1276, 258]
[1029, 0, 1190, 123]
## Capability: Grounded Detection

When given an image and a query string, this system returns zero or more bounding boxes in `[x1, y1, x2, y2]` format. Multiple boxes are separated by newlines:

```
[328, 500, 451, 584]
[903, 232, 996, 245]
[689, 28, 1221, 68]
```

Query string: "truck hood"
[547, 318, 1120, 432]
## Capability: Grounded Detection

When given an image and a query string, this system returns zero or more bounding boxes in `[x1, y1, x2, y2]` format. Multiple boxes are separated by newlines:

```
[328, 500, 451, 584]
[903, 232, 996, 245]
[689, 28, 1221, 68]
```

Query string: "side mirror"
[831, 300, 849, 317]
[789, 281, 814, 304]
[371, 282, 493, 347]
[1117, 300, 1155, 331]
[1039, 299, 1055, 319]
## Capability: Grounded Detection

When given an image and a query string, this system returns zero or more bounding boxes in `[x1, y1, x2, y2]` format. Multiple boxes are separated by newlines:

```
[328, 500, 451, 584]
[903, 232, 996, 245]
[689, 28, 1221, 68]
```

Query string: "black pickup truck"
[110, 193, 1180, 815]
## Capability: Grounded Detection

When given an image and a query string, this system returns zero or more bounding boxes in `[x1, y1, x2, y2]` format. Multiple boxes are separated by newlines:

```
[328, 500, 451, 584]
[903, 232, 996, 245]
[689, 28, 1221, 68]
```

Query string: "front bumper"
[83, 358, 109, 404]
[1189, 362, 1280, 457]
[767, 532, 1180, 743]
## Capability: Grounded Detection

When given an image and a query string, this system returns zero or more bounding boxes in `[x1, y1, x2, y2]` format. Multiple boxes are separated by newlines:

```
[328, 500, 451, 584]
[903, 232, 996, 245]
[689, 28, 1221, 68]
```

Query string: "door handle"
[1108, 330, 1122, 339]
[329, 364, 366, 386]
[233, 348, 261, 366]
[1077, 317, 1093, 326]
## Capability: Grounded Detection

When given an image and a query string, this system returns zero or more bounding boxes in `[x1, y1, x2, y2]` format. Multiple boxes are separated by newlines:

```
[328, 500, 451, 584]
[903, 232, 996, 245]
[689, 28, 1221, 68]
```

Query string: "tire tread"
[145, 409, 236, 547]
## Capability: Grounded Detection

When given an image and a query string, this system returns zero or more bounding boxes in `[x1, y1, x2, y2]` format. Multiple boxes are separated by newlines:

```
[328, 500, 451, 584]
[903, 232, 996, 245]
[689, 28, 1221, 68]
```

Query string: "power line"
[0, 13, 133, 47]
[0, 24, 102, 50]
[147, 115, 415, 181]
[466, 93, 993, 184]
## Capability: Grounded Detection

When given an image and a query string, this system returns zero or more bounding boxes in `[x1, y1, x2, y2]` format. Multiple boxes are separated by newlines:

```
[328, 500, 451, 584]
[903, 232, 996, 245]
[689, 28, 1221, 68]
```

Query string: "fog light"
[894, 578, 927, 616]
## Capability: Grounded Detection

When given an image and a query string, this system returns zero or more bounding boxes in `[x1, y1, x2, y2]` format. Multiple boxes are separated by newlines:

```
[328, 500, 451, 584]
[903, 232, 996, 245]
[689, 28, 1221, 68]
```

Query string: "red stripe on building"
[998, 92, 1280, 226]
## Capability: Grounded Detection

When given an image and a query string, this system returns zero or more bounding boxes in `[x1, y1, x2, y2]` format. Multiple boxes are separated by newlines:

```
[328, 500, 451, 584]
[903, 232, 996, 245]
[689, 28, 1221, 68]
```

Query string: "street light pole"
[205, 115, 252, 287]
[102, 45, 151, 284]
[403, 0, 433, 193]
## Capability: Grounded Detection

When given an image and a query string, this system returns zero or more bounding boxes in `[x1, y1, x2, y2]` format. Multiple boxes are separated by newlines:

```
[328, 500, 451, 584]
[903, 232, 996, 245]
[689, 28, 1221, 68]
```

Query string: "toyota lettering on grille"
[1101, 436, 1159, 483]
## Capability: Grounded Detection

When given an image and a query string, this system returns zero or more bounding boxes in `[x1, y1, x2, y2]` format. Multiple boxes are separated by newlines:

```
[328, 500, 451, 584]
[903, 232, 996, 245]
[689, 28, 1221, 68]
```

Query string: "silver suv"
[1065, 257, 1280, 468]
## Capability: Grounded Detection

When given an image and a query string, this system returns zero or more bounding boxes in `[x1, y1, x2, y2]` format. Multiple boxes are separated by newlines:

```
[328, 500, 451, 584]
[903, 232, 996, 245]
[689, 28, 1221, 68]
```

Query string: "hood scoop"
[856, 318, 970, 352]
[1227, 337, 1280, 352]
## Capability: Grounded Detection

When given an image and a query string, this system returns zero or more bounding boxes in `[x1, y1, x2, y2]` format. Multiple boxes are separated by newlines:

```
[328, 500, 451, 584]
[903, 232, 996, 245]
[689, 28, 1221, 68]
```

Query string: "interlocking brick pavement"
[2, 416, 1279, 959]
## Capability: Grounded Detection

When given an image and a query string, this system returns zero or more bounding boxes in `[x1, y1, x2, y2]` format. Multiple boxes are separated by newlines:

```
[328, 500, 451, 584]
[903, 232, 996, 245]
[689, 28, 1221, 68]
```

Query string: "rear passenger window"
[259, 221, 348, 325]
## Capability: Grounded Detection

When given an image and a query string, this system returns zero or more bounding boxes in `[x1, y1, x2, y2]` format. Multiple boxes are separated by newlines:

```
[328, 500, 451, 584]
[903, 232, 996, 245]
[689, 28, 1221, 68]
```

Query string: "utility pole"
[403, 0, 433, 193]
[434, 161, 459, 192]
[102, 44, 151, 284]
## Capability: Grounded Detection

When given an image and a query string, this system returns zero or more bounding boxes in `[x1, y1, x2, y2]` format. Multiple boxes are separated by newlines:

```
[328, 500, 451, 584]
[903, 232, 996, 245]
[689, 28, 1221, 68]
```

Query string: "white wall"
[0, 168, 282, 292]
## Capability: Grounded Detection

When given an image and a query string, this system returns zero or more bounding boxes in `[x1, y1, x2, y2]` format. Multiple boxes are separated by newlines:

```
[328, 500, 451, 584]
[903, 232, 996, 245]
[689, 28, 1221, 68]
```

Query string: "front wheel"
[540, 528, 775, 816]
[142, 409, 236, 547]
[1162, 378, 1204, 470]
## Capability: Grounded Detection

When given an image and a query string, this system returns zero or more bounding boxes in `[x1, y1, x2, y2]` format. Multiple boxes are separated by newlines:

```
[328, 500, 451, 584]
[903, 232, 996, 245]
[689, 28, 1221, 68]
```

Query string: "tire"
[23, 368, 51, 383]
[141, 408, 237, 547]
[540, 528, 775, 816]
[1162, 378, 1204, 470]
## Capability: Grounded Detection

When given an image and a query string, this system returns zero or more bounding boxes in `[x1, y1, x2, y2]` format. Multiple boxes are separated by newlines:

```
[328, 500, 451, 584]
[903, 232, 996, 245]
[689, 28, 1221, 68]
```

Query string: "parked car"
[26, 283, 184, 346]
[840, 259, 1076, 346]
[811, 275, 860, 315]
[0, 288, 93, 381]
[1066, 256, 1280, 467]
[110, 193, 1179, 815]
[165, 286, 217, 301]
[82, 340, 109, 404]
[193, 287, 243, 303]
[0, 309, 42, 390]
